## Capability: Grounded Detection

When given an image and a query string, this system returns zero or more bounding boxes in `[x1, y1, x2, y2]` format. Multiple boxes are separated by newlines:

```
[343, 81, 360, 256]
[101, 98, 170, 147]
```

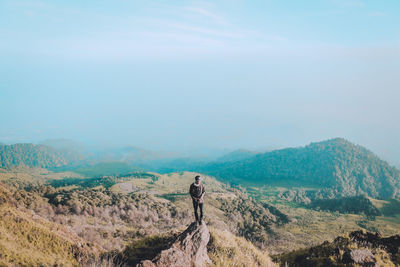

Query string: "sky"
[0, 0, 399, 164]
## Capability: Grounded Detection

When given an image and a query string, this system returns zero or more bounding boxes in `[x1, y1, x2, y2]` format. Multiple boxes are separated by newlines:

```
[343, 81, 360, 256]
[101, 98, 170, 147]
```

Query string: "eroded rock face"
[137, 222, 211, 267]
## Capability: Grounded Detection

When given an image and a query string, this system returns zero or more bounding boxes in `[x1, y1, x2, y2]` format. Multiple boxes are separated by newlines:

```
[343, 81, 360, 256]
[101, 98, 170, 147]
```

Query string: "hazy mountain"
[40, 138, 83, 152]
[199, 138, 400, 199]
[0, 143, 80, 169]
[216, 149, 259, 163]
[40, 139, 180, 164]
[84, 146, 176, 164]
[4, 139, 400, 199]
[146, 149, 259, 174]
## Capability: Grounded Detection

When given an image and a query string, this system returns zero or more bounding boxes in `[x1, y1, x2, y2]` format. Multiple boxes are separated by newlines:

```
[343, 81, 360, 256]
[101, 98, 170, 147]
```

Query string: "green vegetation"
[379, 199, 400, 217]
[215, 149, 259, 163]
[2, 141, 400, 267]
[71, 162, 142, 177]
[217, 193, 289, 245]
[0, 169, 291, 259]
[199, 138, 400, 199]
[48, 172, 157, 189]
[245, 185, 400, 254]
[0, 143, 79, 168]
[3, 165, 400, 264]
[309, 196, 382, 217]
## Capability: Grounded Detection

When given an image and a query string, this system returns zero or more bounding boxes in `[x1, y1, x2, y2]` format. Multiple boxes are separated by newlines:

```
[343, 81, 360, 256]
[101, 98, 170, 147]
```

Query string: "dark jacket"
[189, 182, 205, 203]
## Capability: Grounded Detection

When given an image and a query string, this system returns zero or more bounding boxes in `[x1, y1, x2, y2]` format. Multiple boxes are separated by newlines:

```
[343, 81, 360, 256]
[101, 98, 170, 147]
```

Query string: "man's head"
[195, 175, 202, 184]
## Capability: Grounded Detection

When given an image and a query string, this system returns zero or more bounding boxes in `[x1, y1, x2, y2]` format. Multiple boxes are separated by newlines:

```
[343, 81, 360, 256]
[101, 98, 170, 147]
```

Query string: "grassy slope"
[208, 227, 276, 267]
[0, 183, 99, 266]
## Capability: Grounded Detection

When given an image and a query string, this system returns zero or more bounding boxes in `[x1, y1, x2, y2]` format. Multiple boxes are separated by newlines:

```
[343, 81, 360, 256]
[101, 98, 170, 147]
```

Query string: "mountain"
[198, 138, 400, 199]
[86, 146, 175, 163]
[216, 149, 259, 163]
[40, 138, 83, 152]
[0, 143, 80, 169]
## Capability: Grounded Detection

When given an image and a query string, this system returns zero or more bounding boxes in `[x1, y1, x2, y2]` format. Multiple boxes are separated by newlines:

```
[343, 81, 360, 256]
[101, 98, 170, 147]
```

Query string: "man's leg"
[199, 202, 203, 224]
[193, 200, 199, 222]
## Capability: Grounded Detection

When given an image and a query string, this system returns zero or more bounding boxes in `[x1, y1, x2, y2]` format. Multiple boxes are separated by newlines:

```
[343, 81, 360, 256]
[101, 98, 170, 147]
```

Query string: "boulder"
[137, 222, 211, 267]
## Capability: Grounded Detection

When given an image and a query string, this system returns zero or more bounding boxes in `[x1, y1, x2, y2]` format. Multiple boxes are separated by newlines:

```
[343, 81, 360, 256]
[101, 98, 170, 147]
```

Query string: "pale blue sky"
[0, 0, 399, 163]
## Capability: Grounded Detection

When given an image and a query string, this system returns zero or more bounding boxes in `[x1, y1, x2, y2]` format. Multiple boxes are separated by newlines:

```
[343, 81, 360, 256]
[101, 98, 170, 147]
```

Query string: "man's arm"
[199, 185, 205, 200]
[189, 184, 198, 200]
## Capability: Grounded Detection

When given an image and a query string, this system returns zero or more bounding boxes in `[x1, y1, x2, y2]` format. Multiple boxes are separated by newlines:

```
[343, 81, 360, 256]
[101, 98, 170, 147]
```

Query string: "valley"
[1, 138, 400, 266]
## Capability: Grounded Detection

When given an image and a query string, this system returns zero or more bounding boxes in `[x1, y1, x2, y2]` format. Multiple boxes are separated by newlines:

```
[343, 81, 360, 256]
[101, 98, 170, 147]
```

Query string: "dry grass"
[208, 227, 277, 267]
[0, 183, 100, 267]
[83, 254, 127, 267]
[110, 171, 230, 195]
[0, 206, 80, 266]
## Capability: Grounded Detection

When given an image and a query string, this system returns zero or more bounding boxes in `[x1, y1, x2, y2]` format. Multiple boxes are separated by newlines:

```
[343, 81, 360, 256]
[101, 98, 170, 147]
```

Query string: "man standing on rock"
[189, 175, 205, 225]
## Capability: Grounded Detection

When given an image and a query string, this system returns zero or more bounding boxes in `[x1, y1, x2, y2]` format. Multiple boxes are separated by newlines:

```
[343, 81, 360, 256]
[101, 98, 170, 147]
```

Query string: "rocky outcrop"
[348, 249, 376, 266]
[278, 230, 400, 266]
[137, 222, 211, 267]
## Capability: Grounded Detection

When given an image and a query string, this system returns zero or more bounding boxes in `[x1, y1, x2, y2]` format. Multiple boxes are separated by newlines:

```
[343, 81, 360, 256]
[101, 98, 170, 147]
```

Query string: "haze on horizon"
[0, 1, 399, 164]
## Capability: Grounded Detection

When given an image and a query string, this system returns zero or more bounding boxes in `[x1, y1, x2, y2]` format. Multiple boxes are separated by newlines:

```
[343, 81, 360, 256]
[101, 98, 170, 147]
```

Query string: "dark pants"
[192, 200, 203, 221]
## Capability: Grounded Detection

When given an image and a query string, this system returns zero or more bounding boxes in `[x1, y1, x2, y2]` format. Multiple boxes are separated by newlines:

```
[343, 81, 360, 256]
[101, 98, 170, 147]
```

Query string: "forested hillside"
[199, 138, 400, 199]
[0, 143, 80, 169]
[215, 149, 259, 163]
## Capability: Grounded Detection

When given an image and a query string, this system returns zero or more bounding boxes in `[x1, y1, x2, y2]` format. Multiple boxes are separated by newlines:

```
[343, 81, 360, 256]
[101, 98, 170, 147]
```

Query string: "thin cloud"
[329, 0, 365, 8]
[139, 31, 226, 46]
[368, 11, 387, 17]
[166, 22, 244, 38]
[185, 6, 226, 24]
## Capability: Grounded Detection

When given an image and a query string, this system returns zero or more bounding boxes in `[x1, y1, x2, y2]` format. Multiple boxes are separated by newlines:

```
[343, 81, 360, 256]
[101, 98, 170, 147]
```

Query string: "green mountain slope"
[199, 138, 400, 199]
[0, 143, 81, 169]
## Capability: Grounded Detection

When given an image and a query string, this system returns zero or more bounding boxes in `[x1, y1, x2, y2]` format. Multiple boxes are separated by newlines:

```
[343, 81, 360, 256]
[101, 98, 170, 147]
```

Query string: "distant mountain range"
[40, 138, 83, 152]
[2, 138, 400, 199]
[198, 138, 400, 199]
[215, 149, 259, 163]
